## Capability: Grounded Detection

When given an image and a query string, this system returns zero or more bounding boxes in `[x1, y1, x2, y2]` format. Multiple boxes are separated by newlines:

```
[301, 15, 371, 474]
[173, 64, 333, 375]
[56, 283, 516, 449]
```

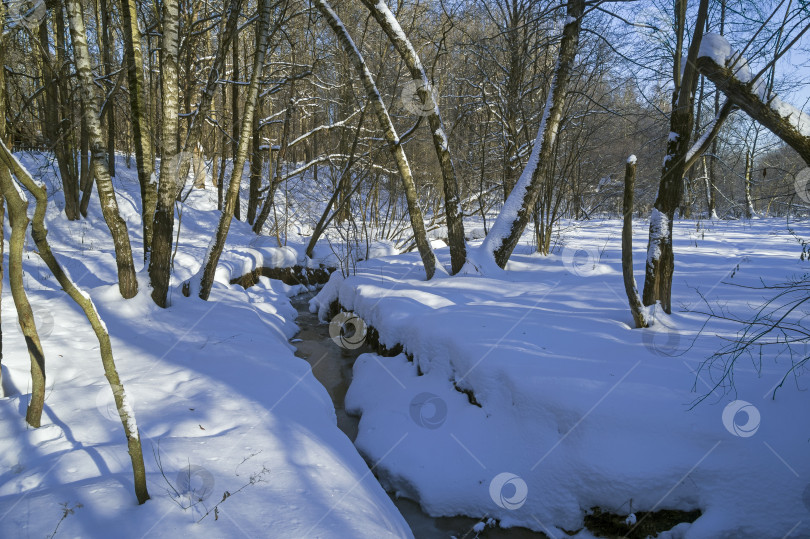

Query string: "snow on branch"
[697, 33, 810, 164]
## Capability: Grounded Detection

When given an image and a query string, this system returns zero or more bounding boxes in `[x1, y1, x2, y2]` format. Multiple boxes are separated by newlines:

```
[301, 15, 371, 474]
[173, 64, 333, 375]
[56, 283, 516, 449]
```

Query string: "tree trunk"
[744, 149, 756, 218]
[80, 98, 91, 211]
[0, 14, 7, 394]
[622, 156, 648, 328]
[247, 107, 263, 225]
[40, 15, 80, 221]
[66, 0, 139, 298]
[0, 159, 45, 427]
[361, 0, 467, 274]
[195, 0, 272, 300]
[148, 0, 181, 307]
[55, 7, 81, 220]
[231, 34, 241, 220]
[478, 0, 584, 269]
[313, 0, 442, 279]
[305, 107, 366, 258]
[0, 139, 150, 504]
[696, 55, 810, 165]
[100, 0, 115, 176]
[642, 0, 709, 313]
[120, 0, 156, 257]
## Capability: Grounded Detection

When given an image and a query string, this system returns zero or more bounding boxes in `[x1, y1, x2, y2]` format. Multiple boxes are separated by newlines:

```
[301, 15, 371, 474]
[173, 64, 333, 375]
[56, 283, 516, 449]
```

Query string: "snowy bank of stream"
[313, 218, 810, 538]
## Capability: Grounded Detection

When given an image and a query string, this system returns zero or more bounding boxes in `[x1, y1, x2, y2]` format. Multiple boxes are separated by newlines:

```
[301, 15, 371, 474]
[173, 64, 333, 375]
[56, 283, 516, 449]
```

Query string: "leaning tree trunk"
[120, 0, 157, 257]
[0, 39, 45, 420]
[0, 16, 11, 399]
[148, 0, 181, 307]
[0, 161, 45, 427]
[642, 0, 710, 313]
[696, 55, 810, 165]
[66, 0, 139, 299]
[195, 0, 272, 300]
[622, 156, 648, 329]
[0, 139, 150, 504]
[478, 0, 584, 270]
[361, 0, 466, 274]
[313, 0, 442, 279]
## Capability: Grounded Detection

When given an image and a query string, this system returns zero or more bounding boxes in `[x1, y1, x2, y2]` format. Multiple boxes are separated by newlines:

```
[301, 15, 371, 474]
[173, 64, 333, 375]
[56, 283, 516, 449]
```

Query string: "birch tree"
[312, 0, 442, 279]
[195, 0, 272, 300]
[148, 0, 181, 307]
[120, 0, 157, 256]
[360, 0, 466, 274]
[65, 0, 139, 299]
[478, 0, 584, 270]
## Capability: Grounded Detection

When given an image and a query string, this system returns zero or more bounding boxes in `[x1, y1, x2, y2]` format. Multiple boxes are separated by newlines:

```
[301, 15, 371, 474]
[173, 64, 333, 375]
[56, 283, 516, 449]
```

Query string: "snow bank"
[316, 218, 810, 538]
[0, 153, 411, 538]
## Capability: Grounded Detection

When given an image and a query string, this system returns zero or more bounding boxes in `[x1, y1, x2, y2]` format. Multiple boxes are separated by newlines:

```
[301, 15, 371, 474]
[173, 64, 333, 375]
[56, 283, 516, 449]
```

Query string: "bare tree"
[641, 0, 710, 313]
[149, 0, 181, 307]
[312, 0, 443, 279]
[121, 0, 157, 256]
[196, 0, 273, 300]
[65, 0, 139, 299]
[0, 139, 150, 504]
[361, 0, 467, 274]
[478, 0, 585, 269]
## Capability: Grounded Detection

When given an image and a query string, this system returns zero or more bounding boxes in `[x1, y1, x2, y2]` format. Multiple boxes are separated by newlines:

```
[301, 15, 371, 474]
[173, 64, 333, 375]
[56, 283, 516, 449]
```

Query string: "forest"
[0, 0, 809, 537]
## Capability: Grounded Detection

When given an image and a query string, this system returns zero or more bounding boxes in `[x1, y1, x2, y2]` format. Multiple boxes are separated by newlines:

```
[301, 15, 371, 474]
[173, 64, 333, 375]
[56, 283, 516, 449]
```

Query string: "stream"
[290, 295, 545, 539]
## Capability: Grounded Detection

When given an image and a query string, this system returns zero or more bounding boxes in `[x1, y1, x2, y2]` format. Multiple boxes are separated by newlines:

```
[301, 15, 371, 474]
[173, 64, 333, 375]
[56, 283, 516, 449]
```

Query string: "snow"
[696, 30, 810, 135]
[770, 96, 810, 138]
[0, 153, 411, 538]
[313, 218, 810, 538]
[627, 154, 637, 165]
[5, 149, 810, 538]
[698, 33, 732, 65]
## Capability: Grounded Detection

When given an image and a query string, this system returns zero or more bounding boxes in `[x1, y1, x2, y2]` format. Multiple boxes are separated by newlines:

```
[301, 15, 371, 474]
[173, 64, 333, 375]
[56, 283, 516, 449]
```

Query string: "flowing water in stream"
[290, 295, 546, 539]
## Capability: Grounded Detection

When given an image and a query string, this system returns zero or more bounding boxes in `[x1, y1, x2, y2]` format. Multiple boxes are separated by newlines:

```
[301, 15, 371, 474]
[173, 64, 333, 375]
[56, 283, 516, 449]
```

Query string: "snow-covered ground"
[0, 154, 411, 538]
[314, 218, 810, 538]
[3, 151, 810, 538]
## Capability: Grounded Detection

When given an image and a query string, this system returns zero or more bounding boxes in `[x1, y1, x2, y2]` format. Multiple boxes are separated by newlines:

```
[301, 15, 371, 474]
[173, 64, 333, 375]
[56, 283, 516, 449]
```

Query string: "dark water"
[290, 296, 547, 539]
